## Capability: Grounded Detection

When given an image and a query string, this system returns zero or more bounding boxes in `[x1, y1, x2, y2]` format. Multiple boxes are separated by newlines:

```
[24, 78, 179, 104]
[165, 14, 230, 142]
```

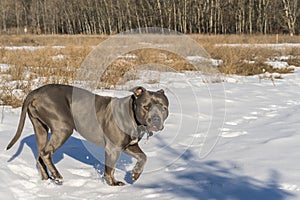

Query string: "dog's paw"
[131, 171, 141, 181]
[115, 181, 125, 186]
[108, 180, 125, 186]
[104, 175, 125, 186]
[49, 177, 64, 185]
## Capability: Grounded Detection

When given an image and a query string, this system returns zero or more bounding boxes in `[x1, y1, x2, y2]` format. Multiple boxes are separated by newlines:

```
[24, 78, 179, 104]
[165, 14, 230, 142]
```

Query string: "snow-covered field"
[1, 44, 300, 199]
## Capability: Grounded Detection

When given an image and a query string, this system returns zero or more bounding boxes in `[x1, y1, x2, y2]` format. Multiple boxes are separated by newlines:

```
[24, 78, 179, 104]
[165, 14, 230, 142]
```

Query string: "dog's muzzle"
[147, 114, 164, 132]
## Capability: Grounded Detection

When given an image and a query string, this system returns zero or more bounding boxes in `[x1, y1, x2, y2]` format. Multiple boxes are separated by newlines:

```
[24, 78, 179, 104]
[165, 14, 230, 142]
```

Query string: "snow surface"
[0, 64, 10, 73]
[1, 66, 300, 199]
[265, 61, 290, 69]
[0, 46, 65, 51]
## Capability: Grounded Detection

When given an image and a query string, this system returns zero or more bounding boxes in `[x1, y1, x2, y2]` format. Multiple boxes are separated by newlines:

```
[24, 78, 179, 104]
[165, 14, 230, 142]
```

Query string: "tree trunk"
[249, 0, 253, 34]
[282, 0, 297, 36]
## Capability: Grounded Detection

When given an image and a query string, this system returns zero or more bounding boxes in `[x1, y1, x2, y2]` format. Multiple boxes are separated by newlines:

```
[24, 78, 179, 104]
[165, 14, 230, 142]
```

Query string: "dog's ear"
[157, 89, 164, 94]
[131, 86, 146, 98]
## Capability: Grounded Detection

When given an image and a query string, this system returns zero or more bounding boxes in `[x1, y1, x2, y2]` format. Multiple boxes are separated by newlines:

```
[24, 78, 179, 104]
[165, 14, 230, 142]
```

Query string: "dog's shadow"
[8, 134, 134, 184]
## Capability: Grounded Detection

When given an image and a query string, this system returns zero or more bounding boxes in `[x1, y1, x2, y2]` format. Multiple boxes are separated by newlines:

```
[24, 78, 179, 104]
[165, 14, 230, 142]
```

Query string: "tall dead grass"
[1, 34, 300, 107]
[0, 34, 106, 46]
[191, 34, 300, 45]
[208, 46, 294, 75]
[199, 34, 300, 76]
[0, 45, 91, 107]
[101, 48, 195, 87]
[1, 46, 91, 80]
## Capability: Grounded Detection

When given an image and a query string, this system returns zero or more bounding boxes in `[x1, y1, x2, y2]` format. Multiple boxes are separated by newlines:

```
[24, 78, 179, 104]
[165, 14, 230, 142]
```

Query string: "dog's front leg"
[124, 144, 147, 182]
[104, 145, 125, 186]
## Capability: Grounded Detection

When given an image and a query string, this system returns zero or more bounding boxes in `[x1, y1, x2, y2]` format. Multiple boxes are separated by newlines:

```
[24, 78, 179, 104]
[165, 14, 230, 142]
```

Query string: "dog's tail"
[6, 95, 32, 150]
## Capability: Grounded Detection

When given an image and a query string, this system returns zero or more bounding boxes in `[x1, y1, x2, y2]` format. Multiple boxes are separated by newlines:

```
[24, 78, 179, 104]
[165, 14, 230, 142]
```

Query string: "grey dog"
[6, 84, 169, 186]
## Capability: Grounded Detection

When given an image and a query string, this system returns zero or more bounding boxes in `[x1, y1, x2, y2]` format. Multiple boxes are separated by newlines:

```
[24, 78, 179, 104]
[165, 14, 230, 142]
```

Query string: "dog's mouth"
[147, 126, 159, 132]
[146, 114, 164, 132]
[137, 123, 163, 141]
[146, 124, 164, 132]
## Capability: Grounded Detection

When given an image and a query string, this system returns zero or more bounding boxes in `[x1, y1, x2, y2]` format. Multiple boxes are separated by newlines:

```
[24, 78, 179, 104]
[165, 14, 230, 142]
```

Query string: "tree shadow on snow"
[136, 136, 294, 200]
[7, 134, 133, 182]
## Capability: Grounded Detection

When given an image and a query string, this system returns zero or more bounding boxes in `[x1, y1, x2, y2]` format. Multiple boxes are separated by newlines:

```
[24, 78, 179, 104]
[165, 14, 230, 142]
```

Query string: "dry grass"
[284, 48, 300, 67]
[191, 34, 300, 45]
[0, 42, 92, 107]
[198, 34, 300, 75]
[1, 34, 300, 107]
[208, 46, 295, 75]
[0, 34, 106, 46]
[101, 48, 195, 86]
[287, 59, 300, 66]
[0, 47, 91, 81]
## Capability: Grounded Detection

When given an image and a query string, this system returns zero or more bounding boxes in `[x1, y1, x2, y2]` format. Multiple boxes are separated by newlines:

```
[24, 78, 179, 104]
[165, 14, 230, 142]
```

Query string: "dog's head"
[131, 87, 169, 132]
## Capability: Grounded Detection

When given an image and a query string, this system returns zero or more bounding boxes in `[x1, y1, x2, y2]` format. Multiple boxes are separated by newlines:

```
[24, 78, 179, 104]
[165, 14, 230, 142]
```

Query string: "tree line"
[0, 0, 299, 35]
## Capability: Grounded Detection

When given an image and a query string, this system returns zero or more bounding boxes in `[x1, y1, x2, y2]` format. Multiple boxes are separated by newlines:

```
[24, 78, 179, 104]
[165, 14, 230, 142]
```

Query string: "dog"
[6, 84, 169, 186]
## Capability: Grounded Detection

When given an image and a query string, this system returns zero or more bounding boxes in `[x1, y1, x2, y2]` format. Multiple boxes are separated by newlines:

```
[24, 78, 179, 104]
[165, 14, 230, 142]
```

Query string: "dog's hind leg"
[40, 128, 72, 184]
[28, 114, 50, 180]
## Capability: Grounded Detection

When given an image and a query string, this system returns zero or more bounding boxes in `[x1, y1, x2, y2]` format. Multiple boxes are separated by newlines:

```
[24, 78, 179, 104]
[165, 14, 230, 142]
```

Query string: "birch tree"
[282, 0, 298, 36]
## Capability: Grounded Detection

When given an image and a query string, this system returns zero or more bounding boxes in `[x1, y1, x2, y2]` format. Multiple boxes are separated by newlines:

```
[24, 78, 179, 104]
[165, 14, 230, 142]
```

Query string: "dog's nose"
[150, 114, 163, 131]
[151, 115, 160, 122]
[151, 114, 161, 123]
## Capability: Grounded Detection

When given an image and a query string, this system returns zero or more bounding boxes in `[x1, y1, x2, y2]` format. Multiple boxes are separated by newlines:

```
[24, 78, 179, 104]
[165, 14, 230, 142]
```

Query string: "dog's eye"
[162, 107, 168, 112]
[143, 106, 150, 111]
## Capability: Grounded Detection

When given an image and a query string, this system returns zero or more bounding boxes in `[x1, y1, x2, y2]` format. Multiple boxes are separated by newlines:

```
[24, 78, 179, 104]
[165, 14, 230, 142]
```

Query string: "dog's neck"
[130, 95, 142, 126]
[130, 95, 153, 141]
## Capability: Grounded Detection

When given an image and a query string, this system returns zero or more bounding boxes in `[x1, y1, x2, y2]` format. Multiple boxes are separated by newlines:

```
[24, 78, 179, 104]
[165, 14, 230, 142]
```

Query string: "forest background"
[0, 0, 299, 36]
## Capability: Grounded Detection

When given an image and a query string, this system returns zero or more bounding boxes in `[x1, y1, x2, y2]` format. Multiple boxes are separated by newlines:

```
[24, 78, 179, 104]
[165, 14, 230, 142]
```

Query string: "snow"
[0, 46, 65, 51]
[275, 55, 299, 61]
[0, 64, 10, 73]
[1, 45, 300, 199]
[186, 55, 223, 66]
[117, 54, 137, 59]
[265, 61, 289, 69]
[52, 54, 66, 60]
[11, 89, 26, 100]
[2, 46, 45, 51]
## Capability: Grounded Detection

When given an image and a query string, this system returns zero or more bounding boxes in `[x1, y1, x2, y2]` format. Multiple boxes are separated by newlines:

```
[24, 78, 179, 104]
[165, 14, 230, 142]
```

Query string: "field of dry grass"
[1, 34, 300, 107]
[194, 34, 300, 75]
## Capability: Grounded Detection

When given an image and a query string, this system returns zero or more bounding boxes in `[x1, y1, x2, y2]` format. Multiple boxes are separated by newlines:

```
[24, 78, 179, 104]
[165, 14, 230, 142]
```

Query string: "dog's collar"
[131, 95, 142, 126]
[131, 95, 153, 141]
[137, 125, 153, 141]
